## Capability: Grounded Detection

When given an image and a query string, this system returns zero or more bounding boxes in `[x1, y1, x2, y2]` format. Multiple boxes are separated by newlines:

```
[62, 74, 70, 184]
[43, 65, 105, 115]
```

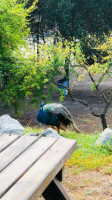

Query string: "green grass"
[62, 131, 112, 172]
[24, 126, 43, 134]
[24, 127, 112, 173]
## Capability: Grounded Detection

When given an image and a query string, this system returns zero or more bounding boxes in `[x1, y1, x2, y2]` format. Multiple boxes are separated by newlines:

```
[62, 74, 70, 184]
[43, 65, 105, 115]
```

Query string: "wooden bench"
[0, 134, 77, 200]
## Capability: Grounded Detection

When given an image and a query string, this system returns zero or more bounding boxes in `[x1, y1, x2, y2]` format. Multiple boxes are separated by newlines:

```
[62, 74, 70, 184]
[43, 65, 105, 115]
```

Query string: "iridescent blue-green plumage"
[36, 103, 80, 133]
[37, 105, 59, 127]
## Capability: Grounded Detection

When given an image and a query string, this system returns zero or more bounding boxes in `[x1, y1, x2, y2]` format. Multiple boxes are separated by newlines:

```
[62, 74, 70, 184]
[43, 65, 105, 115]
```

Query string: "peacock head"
[40, 103, 44, 111]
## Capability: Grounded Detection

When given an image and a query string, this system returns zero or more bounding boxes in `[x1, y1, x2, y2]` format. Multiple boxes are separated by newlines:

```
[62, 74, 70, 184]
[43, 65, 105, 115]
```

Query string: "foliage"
[0, 0, 54, 115]
[0, 0, 28, 87]
[0, 5, 75, 116]
[69, 34, 112, 130]
[27, 0, 112, 40]
[37, 39, 75, 76]
[0, 0, 33, 114]
[26, 0, 112, 91]
[34, 39, 75, 100]
[74, 34, 112, 92]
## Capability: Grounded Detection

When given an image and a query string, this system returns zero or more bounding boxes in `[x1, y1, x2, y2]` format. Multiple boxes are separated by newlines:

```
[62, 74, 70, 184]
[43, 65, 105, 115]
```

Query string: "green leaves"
[91, 82, 97, 92]
[0, 0, 37, 114]
[28, 0, 112, 40]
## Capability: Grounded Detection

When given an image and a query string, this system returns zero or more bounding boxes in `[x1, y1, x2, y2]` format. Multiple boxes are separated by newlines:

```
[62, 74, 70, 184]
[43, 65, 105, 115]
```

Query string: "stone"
[95, 128, 112, 146]
[27, 133, 40, 136]
[0, 115, 24, 136]
[41, 128, 61, 138]
[26, 128, 61, 138]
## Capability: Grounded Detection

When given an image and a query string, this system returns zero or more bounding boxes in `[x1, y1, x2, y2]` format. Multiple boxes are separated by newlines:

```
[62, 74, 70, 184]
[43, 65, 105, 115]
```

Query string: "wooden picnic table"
[0, 133, 77, 200]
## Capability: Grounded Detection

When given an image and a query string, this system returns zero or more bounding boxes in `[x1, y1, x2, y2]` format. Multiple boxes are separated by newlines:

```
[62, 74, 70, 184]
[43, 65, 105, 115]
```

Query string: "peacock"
[36, 103, 80, 133]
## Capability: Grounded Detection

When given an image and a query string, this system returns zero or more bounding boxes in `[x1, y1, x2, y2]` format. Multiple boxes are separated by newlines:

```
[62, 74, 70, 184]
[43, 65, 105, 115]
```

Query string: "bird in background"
[36, 103, 80, 133]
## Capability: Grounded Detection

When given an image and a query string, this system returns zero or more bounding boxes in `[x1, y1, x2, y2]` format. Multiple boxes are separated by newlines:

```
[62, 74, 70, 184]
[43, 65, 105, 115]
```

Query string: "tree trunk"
[100, 114, 107, 130]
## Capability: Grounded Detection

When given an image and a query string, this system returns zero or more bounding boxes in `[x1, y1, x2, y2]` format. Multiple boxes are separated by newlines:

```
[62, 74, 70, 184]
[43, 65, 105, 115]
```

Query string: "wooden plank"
[0, 135, 40, 172]
[0, 137, 57, 198]
[1, 138, 77, 200]
[42, 178, 71, 200]
[0, 134, 19, 153]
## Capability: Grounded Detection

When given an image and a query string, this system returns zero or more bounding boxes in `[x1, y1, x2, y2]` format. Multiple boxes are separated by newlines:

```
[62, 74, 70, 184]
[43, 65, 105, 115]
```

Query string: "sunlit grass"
[61, 131, 112, 172]
[24, 126, 43, 134]
[24, 127, 112, 173]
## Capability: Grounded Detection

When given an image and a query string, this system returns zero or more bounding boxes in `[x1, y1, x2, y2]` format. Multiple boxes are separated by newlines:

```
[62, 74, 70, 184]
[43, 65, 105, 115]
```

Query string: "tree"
[0, 0, 27, 112]
[27, 0, 112, 40]
[59, 35, 112, 130]
[0, 0, 74, 115]
[26, 0, 112, 92]
[0, 0, 49, 114]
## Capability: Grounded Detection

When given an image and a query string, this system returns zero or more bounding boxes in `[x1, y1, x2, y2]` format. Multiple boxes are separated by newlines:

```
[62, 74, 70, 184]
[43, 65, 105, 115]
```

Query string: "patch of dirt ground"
[64, 167, 112, 200]
[35, 167, 112, 200]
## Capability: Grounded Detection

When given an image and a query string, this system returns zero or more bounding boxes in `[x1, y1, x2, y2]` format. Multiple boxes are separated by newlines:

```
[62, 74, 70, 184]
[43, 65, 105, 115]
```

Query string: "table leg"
[56, 167, 65, 182]
[42, 178, 71, 200]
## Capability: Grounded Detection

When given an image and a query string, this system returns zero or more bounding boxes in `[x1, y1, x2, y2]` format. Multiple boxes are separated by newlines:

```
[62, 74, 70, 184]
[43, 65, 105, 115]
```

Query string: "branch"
[103, 101, 111, 116]
[96, 68, 110, 88]
[88, 70, 110, 104]
[103, 89, 112, 115]
[108, 89, 112, 102]
[83, 66, 112, 117]
[53, 79, 100, 118]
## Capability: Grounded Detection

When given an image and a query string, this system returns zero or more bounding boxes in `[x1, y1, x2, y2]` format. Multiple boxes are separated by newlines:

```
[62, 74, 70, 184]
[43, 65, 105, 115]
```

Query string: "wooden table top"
[0, 134, 77, 200]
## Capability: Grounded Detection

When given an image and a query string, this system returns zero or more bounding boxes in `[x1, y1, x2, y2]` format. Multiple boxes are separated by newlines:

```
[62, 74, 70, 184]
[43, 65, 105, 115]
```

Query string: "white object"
[95, 128, 112, 146]
[41, 128, 61, 138]
[0, 115, 24, 136]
